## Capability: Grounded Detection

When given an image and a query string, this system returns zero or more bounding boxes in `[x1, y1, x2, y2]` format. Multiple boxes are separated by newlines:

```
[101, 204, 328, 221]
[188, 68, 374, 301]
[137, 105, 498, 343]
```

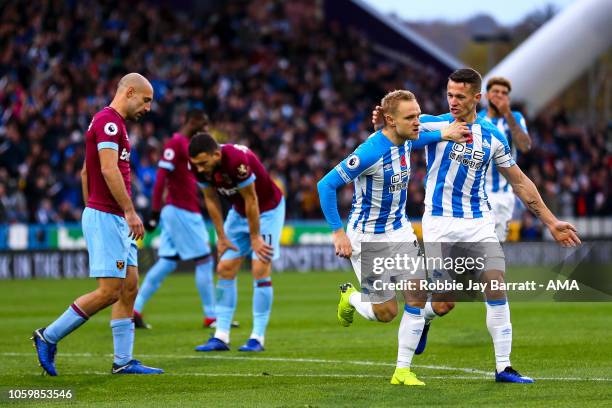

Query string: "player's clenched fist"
[332, 229, 352, 258]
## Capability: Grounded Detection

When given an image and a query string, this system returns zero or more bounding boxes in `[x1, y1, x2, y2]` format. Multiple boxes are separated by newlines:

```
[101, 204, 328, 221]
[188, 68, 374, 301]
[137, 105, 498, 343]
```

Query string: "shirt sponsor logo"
[389, 170, 409, 192]
[449, 144, 484, 170]
[218, 186, 238, 196]
[120, 148, 131, 161]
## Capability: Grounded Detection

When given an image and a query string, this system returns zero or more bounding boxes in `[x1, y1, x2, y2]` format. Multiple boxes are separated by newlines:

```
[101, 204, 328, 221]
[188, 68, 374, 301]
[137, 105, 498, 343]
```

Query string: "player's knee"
[122, 281, 138, 301]
[373, 303, 398, 322]
[98, 285, 122, 305]
[376, 310, 397, 322]
[433, 301, 455, 316]
[251, 263, 271, 281]
[217, 263, 237, 280]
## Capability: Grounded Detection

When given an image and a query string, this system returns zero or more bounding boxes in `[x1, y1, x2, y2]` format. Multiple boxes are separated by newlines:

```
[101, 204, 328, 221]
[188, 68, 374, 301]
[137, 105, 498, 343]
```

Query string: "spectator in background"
[520, 212, 543, 241]
[0, 0, 609, 227]
[35, 198, 59, 225]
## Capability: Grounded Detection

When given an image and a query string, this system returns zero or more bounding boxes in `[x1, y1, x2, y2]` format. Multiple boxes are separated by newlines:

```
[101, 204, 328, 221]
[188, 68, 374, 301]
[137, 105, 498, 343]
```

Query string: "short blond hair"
[381, 90, 416, 116]
[486, 76, 512, 92]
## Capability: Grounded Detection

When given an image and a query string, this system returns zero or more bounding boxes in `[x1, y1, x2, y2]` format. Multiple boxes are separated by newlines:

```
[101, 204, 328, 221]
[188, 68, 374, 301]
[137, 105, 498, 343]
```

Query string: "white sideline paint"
[4, 352, 611, 382]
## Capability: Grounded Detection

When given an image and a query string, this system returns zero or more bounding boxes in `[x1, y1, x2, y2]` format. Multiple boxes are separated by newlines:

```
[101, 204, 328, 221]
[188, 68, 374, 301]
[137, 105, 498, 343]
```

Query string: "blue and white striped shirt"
[478, 109, 528, 194]
[318, 129, 443, 233]
[420, 113, 516, 218]
[339, 131, 412, 233]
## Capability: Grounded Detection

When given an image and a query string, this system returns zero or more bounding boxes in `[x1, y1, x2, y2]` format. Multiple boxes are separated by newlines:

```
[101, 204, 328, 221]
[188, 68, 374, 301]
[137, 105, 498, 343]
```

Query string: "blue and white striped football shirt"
[420, 113, 516, 218]
[339, 130, 412, 233]
[478, 109, 528, 194]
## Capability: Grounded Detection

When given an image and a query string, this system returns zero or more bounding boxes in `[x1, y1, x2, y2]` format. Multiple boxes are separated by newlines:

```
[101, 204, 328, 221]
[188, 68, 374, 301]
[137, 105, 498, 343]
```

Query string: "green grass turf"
[0, 270, 611, 407]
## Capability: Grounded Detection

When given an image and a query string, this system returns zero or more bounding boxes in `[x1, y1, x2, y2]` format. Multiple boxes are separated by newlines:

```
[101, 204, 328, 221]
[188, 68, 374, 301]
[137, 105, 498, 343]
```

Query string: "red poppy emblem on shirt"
[400, 154, 407, 167]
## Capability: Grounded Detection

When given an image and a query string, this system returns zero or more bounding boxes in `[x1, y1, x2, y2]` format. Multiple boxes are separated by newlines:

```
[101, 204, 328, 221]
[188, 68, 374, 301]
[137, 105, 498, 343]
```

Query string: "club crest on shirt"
[116, 260, 125, 270]
[237, 164, 249, 179]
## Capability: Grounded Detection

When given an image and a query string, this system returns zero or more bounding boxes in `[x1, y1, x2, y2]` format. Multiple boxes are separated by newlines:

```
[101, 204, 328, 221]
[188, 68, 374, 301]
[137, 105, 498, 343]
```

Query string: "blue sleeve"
[419, 114, 450, 131]
[490, 126, 515, 168]
[513, 111, 528, 133]
[412, 130, 442, 149]
[317, 141, 381, 231]
[317, 170, 346, 231]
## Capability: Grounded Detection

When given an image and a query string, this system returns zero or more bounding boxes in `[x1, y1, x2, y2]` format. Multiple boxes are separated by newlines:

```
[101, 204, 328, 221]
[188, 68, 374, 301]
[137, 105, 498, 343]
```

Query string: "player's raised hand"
[217, 235, 238, 259]
[371, 105, 385, 130]
[252, 235, 274, 263]
[548, 220, 581, 247]
[332, 229, 352, 259]
[441, 121, 470, 143]
[490, 95, 511, 115]
[125, 209, 145, 241]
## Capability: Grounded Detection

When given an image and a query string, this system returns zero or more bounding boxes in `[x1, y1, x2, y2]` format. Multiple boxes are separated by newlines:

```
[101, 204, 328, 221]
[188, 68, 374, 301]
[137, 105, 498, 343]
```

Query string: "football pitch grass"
[1, 270, 611, 407]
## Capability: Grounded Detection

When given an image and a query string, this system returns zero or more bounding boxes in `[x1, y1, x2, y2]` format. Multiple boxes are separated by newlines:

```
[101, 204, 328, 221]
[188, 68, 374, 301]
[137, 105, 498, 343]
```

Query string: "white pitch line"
[4, 352, 611, 382]
[77, 371, 490, 380]
[1, 352, 489, 375]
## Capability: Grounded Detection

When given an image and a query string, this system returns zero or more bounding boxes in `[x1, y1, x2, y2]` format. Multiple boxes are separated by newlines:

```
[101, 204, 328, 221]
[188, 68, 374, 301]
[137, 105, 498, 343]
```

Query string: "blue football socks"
[251, 277, 273, 343]
[134, 258, 177, 313]
[214, 279, 237, 343]
[111, 318, 134, 366]
[195, 259, 216, 319]
[44, 303, 89, 344]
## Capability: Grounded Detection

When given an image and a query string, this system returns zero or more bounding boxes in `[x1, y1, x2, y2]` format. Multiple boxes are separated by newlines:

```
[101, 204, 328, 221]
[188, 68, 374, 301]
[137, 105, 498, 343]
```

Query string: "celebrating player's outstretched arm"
[497, 165, 580, 247]
[371, 105, 471, 144]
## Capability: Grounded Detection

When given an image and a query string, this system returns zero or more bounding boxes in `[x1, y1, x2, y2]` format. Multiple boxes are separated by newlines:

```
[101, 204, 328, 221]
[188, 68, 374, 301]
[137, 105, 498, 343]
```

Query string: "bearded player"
[32, 73, 163, 375]
[479, 76, 532, 242]
[189, 133, 284, 352]
[372, 69, 580, 383]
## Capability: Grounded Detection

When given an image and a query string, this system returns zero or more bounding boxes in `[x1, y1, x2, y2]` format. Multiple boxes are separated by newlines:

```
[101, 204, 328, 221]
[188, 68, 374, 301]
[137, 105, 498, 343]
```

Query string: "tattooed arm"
[498, 165, 581, 247]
